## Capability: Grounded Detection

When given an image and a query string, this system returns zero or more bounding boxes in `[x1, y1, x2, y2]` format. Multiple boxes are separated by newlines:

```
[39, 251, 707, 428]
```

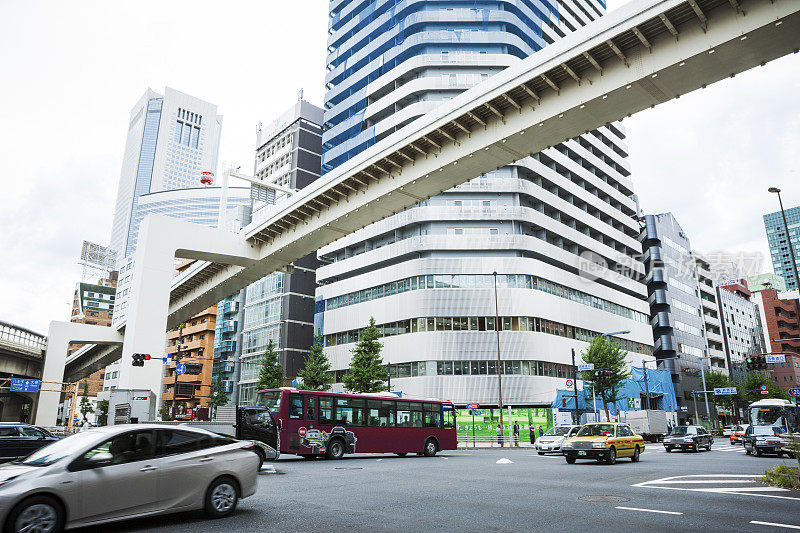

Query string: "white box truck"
[626, 410, 669, 442]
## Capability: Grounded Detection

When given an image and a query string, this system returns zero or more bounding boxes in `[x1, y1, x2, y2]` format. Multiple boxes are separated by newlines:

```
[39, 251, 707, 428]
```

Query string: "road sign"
[578, 363, 594, 371]
[765, 354, 786, 364]
[471, 410, 481, 416]
[760, 385, 768, 395]
[565, 379, 574, 388]
[176, 363, 187, 375]
[609, 409, 617, 416]
[713, 387, 737, 395]
[299, 427, 307, 438]
[466, 403, 479, 410]
[10, 378, 40, 393]
[789, 388, 800, 397]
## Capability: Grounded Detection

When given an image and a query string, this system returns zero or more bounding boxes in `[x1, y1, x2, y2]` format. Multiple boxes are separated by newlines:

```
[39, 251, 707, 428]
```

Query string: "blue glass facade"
[764, 205, 800, 290]
[322, 0, 559, 174]
[125, 98, 162, 257]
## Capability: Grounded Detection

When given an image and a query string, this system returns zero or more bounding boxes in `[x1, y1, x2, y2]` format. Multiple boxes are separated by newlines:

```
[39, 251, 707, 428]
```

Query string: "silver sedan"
[0, 424, 259, 532]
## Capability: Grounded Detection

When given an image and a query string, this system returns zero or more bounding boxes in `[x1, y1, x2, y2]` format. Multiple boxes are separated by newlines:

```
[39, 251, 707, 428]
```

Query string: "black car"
[0, 423, 60, 462]
[663, 425, 713, 452]
[743, 425, 787, 457]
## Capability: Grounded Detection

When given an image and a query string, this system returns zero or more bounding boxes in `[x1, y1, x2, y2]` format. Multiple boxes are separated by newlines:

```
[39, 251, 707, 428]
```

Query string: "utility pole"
[769, 187, 800, 291]
[699, 356, 713, 429]
[172, 324, 184, 419]
[492, 272, 504, 445]
[642, 362, 649, 409]
[571, 348, 579, 424]
[66, 381, 79, 431]
[387, 362, 391, 392]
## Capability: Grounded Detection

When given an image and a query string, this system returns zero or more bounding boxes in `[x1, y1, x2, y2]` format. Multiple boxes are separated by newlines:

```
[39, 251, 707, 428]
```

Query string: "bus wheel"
[395, 453, 408, 457]
[424, 438, 438, 457]
[326, 439, 345, 460]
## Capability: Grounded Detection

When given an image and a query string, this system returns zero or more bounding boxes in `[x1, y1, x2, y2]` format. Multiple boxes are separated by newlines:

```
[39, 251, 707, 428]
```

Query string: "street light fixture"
[768, 187, 800, 291]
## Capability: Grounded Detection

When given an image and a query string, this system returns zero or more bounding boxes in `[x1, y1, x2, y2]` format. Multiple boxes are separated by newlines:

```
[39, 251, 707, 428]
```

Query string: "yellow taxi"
[561, 422, 645, 465]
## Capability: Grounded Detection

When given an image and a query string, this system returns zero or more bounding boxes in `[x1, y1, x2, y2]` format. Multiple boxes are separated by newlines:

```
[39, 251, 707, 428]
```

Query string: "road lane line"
[657, 479, 757, 484]
[615, 506, 683, 515]
[750, 521, 800, 530]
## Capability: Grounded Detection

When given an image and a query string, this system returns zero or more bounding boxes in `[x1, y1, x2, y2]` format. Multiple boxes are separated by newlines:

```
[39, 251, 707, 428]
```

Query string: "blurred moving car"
[0, 423, 60, 462]
[534, 425, 581, 455]
[562, 423, 645, 465]
[722, 426, 733, 437]
[663, 425, 713, 452]
[743, 425, 787, 457]
[0, 424, 259, 533]
[729, 424, 749, 444]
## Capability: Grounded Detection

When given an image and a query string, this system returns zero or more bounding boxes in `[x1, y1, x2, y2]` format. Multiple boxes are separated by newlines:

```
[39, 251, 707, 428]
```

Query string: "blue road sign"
[789, 388, 800, 397]
[10, 378, 40, 393]
[471, 410, 482, 416]
[578, 363, 595, 371]
[609, 409, 617, 416]
[713, 387, 737, 395]
[766, 354, 786, 364]
[466, 403, 479, 410]
[176, 363, 187, 375]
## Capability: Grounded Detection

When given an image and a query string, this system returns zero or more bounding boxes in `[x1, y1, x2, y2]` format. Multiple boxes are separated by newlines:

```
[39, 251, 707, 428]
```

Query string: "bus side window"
[319, 397, 334, 425]
[381, 400, 396, 427]
[442, 406, 455, 429]
[306, 396, 316, 422]
[288, 394, 303, 419]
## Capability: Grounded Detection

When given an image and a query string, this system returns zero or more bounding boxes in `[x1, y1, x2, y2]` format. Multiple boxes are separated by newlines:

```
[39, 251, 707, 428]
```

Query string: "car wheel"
[205, 476, 239, 518]
[745, 445, 751, 455]
[691, 444, 697, 453]
[395, 453, 408, 457]
[606, 447, 617, 465]
[538, 452, 545, 456]
[326, 439, 345, 460]
[7, 495, 64, 533]
[423, 438, 438, 457]
[631, 446, 641, 462]
[706, 442, 712, 451]
[665, 446, 672, 453]
[565, 455, 576, 464]
[755, 447, 763, 457]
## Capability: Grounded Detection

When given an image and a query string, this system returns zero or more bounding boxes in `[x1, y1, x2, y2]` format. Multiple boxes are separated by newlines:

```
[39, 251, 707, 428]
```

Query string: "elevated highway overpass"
[36, 0, 800, 425]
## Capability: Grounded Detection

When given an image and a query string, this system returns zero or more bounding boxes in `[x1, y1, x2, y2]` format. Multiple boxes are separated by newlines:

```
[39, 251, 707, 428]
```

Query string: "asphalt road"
[78, 443, 800, 533]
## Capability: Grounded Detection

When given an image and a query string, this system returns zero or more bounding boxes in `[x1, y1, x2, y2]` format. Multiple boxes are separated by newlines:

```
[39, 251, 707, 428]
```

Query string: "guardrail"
[458, 435, 534, 448]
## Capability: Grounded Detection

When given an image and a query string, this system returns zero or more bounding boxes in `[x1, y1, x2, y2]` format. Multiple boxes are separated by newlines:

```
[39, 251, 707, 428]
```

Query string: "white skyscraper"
[109, 87, 223, 262]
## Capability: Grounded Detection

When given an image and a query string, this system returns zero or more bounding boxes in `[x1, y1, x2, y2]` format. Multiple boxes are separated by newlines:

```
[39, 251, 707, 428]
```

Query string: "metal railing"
[458, 435, 535, 448]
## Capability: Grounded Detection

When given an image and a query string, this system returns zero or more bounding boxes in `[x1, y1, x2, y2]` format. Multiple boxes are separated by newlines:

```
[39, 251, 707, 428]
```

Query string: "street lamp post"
[768, 187, 800, 291]
[492, 272, 504, 445]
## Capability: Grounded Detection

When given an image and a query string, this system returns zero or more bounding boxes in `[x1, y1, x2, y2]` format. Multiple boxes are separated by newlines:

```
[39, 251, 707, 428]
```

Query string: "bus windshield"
[749, 403, 799, 432]
[254, 390, 281, 413]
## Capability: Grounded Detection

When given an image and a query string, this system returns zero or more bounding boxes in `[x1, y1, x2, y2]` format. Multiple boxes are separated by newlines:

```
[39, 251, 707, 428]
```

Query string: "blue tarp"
[552, 368, 678, 413]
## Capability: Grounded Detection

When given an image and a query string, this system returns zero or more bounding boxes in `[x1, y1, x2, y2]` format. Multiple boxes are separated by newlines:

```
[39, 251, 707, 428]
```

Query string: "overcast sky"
[1, 1, 798, 333]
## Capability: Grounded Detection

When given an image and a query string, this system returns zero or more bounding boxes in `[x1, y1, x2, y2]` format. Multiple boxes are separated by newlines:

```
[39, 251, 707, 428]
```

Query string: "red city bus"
[254, 388, 457, 459]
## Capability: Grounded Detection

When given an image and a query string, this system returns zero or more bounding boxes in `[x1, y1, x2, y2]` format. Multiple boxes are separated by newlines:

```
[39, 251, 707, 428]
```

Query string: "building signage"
[131, 396, 149, 401]
[713, 387, 737, 395]
[10, 378, 40, 393]
[765, 354, 786, 364]
[578, 363, 594, 371]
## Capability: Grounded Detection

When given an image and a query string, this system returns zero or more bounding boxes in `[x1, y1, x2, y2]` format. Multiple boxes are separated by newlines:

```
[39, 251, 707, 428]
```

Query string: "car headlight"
[592, 442, 606, 449]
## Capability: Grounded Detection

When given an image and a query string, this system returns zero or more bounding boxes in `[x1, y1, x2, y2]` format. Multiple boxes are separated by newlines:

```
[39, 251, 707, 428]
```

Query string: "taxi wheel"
[631, 446, 640, 462]
[565, 455, 576, 464]
[606, 447, 617, 465]
[665, 446, 672, 453]
[745, 445, 752, 455]
[754, 447, 763, 457]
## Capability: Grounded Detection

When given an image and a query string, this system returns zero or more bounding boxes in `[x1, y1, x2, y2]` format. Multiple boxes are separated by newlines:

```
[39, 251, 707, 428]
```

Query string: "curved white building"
[318, 0, 654, 406]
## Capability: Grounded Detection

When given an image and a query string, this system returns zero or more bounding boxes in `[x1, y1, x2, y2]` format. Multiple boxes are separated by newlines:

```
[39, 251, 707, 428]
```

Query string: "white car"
[0, 424, 259, 533]
[535, 425, 581, 455]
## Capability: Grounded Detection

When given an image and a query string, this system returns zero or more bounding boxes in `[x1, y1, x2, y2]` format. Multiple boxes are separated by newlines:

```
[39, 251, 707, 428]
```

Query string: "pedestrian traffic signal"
[131, 353, 151, 367]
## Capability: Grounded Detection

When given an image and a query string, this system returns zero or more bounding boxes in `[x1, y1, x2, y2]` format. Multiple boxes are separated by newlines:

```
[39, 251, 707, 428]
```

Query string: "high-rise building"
[748, 273, 787, 293]
[216, 100, 324, 405]
[110, 87, 223, 262]
[316, 1, 653, 406]
[695, 255, 727, 374]
[640, 213, 710, 424]
[764, 204, 800, 290]
[752, 287, 800, 386]
[716, 279, 766, 382]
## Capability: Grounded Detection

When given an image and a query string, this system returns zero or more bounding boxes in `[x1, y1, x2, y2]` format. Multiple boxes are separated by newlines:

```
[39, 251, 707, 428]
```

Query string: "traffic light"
[131, 353, 151, 367]
[746, 355, 768, 371]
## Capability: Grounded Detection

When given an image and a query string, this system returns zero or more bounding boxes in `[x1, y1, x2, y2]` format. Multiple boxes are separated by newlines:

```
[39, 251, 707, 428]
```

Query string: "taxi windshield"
[545, 426, 573, 436]
[577, 424, 615, 437]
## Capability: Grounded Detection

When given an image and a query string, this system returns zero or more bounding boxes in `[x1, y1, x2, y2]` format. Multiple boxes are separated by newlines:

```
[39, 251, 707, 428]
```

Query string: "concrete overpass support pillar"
[35, 322, 123, 426]
[117, 215, 258, 420]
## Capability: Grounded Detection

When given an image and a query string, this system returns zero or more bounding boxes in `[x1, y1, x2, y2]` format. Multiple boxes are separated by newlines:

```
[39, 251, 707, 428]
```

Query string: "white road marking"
[440, 456, 449, 459]
[376, 459, 382, 461]
[751, 521, 800, 530]
[632, 474, 800, 501]
[656, 479, 758, 484]
[496, 458, 514, 464]
[615, 506, 683, 516]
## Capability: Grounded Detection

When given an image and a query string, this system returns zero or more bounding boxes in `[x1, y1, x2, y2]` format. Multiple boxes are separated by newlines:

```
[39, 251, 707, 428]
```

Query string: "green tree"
[158, 402, 171, 421]
[704, 371, 737, 410]
[96, 400, 109, 426]
[298, 331, 333, 391]
[78, 381, 94, 422]
[580, 335, 630, 422]
[342, 318, 387, 393]
[256, 338, 283, 391]
[209, 375, 230, 418]
[737, 372, 789, 404]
